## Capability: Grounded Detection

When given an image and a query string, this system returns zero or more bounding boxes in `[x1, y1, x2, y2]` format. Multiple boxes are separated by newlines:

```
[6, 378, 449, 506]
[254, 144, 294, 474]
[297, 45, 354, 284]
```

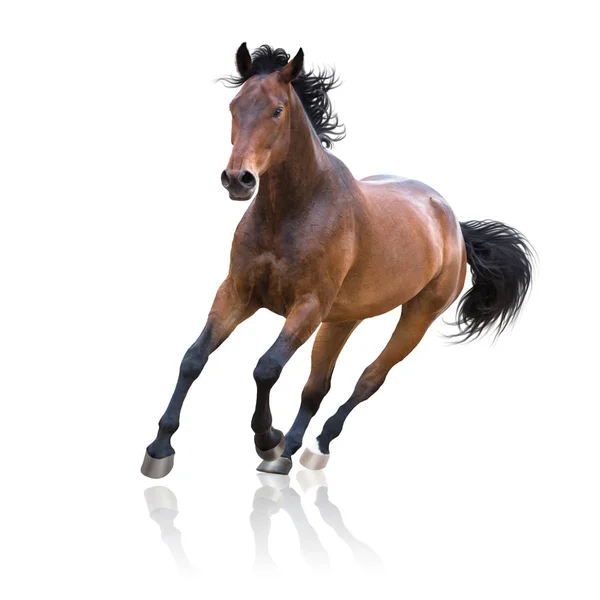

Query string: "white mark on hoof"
[299, 445, 330, 471]
[308, 439, 325, 455]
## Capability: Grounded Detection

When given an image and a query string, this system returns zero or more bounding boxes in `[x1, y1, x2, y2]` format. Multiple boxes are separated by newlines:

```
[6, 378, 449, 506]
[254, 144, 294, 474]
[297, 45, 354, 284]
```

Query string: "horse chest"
[244, 252, 301, 315]
[232, 213, 330, 315]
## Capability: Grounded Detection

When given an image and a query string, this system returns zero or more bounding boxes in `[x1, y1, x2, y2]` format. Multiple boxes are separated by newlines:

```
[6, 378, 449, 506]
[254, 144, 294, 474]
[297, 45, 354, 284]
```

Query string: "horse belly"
[325, 214, 443, 321]
[326, 260, 434, 321]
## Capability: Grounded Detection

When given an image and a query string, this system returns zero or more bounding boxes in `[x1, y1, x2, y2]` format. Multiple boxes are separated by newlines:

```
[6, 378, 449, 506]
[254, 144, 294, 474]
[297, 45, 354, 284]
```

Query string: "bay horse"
[141, 44, 534, 478]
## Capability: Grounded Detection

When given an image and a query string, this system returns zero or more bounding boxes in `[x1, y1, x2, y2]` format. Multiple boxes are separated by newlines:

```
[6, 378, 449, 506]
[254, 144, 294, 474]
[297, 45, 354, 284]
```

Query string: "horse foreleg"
[141, 278, 256, 478]
[301, 299, 440, 470]
[257, 320, 360, 475]
[251, 296, 324, 464]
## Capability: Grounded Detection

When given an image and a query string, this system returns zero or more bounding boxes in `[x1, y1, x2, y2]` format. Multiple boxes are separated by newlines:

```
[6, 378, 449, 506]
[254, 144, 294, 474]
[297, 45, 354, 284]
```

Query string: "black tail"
[451, 219, 535, 342]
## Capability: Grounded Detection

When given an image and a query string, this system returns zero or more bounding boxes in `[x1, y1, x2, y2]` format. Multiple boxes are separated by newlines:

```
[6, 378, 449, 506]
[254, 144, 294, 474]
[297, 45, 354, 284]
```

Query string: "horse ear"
[279, 48, 304, 84]
[236, 42, 253, 78]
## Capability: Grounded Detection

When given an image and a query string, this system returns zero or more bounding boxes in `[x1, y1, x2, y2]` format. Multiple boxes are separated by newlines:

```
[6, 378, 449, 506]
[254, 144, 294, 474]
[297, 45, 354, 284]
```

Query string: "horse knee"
[180, 347, 207, 380]
[253, 354, 283, 388]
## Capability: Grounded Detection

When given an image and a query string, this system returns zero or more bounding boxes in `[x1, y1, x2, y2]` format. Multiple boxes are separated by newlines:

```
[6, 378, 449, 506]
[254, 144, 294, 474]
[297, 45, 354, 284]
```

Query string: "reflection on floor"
[144, 470, 382, 573]
[144, 486, 194, 574]
[251, 472, 330, 571]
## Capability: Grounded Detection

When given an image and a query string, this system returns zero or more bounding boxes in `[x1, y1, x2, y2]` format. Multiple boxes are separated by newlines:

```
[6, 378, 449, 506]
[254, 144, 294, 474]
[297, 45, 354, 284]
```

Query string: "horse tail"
[451, 219, 535, 342]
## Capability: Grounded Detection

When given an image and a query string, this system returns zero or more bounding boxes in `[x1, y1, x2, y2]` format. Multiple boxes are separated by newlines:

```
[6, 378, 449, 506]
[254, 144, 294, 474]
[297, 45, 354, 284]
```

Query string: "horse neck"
[254, 93, 329, 219]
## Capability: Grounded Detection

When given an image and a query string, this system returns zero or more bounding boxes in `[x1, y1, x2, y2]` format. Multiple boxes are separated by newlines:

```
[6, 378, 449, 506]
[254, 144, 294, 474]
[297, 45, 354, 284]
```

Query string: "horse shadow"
[144, 471, 383, 573]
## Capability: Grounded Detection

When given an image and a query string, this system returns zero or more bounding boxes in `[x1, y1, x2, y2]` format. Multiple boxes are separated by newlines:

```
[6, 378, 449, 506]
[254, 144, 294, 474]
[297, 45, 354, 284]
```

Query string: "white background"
[1, 1, 599, 598]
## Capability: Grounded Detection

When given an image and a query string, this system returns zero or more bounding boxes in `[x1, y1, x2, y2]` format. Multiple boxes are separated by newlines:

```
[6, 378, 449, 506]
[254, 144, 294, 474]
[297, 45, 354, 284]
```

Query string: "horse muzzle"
[220, 168, 257, 201]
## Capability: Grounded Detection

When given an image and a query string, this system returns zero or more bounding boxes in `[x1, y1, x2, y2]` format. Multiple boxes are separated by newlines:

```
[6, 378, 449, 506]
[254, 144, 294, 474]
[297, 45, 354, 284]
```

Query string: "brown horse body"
[141, 44, 532, 478]
[235, 172, 466, 324]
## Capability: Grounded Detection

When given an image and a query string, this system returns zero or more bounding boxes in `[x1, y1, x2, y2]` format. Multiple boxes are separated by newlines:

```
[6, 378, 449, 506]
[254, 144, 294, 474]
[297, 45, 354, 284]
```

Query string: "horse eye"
[272, 106, 284, 118]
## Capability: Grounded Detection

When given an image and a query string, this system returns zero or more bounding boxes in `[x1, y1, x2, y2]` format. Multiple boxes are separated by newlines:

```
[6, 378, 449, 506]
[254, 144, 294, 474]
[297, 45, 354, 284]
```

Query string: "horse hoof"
[255, 434, 285, 462]
[300, 447, 329, 471]
[256, 456, 293, 475]
[141, 451, 174, 479]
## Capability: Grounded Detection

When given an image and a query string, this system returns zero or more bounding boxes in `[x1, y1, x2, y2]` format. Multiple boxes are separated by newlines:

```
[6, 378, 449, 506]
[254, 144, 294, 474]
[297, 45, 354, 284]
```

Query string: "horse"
[141, 43, 534, 479]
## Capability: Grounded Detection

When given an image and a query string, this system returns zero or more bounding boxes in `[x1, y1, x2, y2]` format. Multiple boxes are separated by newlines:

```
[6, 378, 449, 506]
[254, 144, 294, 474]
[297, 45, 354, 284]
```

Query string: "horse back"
[325, 175, 463, 321]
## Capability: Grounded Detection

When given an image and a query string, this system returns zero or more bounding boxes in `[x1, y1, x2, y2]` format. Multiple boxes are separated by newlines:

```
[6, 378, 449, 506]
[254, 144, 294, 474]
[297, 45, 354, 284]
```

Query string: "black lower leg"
[252, 299, 324, 455]
[252, 328, 311, 452]
[283, 382, 330, 458]
[252, 354, 285, 452]
[316, 372, 385, 454]
[316, 397, 360, 454]
[282, 407, 314, 459]
[147, 378, 194, 458]
[146, 329, 211, 458]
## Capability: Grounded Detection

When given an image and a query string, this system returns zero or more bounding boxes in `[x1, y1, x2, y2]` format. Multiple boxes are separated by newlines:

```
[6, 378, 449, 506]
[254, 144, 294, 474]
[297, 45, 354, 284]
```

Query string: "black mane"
[220, 45, 345, 149]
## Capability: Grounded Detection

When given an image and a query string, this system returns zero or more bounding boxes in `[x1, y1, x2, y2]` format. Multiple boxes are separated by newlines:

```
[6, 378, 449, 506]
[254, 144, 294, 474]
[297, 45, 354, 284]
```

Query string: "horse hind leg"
[300, 296, 445, 471]
[257, 320, 360, 475]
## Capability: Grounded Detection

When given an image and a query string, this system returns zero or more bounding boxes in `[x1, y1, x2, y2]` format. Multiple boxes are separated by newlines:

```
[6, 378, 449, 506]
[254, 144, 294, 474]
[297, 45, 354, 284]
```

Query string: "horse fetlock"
[254, 428, 284, 450]
[147, 438, 175, 459]
[315, 434, 331, 454]
[255, 430, 285, 461]
[158, 416, 179, 436]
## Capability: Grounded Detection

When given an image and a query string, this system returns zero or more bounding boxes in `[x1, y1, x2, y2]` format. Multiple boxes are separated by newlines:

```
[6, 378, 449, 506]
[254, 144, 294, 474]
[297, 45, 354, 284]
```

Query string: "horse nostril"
[240, 171, 256, 188]
[220, 170, 230, 188]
